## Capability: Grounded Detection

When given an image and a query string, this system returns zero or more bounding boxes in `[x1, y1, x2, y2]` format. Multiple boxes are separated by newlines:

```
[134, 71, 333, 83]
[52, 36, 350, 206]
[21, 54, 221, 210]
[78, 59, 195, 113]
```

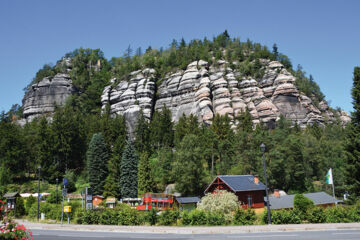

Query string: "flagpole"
[330, 168, 337, 207]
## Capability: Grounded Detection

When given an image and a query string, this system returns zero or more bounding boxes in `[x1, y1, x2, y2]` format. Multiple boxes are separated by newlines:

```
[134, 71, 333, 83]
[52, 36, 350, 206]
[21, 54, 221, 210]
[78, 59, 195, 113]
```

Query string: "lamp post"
[56, 178, 59, 205]
[37, 166, 41, 221]
[260, 143, 271, 225]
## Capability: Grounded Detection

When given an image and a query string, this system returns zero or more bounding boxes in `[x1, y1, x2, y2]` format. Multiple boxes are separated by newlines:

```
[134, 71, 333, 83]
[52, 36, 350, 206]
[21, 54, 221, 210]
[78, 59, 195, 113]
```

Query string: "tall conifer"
[120, 140, 138, 198]
[87, 133, 108, 195]
[345, 67, 360, 198]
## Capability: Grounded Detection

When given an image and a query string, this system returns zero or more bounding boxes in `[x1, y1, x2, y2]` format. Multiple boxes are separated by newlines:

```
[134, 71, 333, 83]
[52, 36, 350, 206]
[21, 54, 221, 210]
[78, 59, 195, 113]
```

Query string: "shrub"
[293, 194, 314, 220]
[350, 201, 360, 222]
[263, 209, 301, 224]
[28, 202, 61, 220]
[325, 206, 352, 223]
[181, 209, 207, 226]
[144, 208, 157, 225]
[158, 209, 179, 226]
[307, 206, 326, 223]
[15, 197, 25, 217]
[117, 208, 143, 225]
[205, 211, 225, 226]
[197, 190, 239, 222]
[25, 196, 36, 215]
[46, 190, 62, 204]
[233, 208, 256, 225]
[99, 210, 118, 225]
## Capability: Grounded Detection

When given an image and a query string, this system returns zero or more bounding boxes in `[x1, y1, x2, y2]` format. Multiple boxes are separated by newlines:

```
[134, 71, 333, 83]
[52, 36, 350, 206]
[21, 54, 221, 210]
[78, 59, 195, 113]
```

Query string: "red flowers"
[0, 201, 33, 240]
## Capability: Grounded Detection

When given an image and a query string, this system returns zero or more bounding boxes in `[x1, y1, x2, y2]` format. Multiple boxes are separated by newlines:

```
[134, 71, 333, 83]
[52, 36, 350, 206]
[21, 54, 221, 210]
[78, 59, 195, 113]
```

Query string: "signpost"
[64, 206, 72, 224]
[85, 187, 93, 210]
[61, 179, 68, 225]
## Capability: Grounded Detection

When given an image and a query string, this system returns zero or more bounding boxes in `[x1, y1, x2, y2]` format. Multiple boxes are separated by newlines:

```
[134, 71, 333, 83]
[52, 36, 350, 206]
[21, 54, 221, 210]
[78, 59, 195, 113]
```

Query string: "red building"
[136, 193, 174, 211]
[204, 175, 266, 209]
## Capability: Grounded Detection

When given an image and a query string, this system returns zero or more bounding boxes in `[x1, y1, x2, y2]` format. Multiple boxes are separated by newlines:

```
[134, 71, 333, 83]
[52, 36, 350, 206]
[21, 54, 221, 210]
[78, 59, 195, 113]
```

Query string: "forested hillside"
[0, 31, 354, 199]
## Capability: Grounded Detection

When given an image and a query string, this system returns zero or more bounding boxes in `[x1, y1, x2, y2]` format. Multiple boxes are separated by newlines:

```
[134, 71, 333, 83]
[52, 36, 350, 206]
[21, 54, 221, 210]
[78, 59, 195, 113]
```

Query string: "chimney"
[274, 189, 280, 198]
[254, 175, 259, 184]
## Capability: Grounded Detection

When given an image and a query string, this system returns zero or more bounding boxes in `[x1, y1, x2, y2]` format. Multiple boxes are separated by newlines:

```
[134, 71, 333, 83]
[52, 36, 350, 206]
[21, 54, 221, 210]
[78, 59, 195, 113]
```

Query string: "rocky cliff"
[101, 60, 351, 128]
[22, 73, 77, 121]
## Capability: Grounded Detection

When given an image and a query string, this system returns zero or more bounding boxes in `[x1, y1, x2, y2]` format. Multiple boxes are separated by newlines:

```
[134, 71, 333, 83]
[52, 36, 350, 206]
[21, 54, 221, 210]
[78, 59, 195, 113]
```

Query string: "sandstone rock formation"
[102, 60, 351, 129]
[101, 68, 156, 134]
[22, 73, 77, 121]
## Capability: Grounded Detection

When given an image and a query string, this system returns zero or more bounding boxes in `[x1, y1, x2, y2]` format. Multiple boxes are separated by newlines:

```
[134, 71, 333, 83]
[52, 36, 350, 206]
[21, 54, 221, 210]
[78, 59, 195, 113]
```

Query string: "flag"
[326, 168, 333, 185]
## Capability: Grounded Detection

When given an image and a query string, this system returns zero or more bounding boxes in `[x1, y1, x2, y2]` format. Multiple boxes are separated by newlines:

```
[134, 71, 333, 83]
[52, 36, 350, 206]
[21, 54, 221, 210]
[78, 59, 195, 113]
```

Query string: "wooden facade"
[205, 176, 265, 209]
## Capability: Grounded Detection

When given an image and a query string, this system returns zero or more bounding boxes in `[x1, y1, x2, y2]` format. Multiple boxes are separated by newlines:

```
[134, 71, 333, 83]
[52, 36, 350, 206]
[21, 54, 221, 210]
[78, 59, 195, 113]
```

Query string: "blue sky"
[0, 0, 359, 113]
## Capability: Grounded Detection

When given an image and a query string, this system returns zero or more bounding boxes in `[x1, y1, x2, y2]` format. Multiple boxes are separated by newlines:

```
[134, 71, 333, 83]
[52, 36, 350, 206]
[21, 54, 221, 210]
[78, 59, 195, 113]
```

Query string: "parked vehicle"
[136, 193, 174, 211]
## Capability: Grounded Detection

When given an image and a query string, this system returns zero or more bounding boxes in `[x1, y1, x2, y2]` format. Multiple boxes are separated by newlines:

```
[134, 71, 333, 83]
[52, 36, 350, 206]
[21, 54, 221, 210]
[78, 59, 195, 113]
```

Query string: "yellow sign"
[64, 206, 72, 213]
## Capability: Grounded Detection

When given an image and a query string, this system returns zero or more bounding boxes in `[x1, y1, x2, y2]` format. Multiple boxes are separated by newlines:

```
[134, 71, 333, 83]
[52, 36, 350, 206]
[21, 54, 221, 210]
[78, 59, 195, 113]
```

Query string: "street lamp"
[56, 178, 59, 205]
[261, 143, 272, 225]
[37, 166, 41, 221]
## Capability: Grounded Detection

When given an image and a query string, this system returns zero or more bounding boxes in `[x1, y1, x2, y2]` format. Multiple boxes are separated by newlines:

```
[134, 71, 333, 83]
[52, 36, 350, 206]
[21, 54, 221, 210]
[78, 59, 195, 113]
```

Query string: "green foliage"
[46, 190, 61, 204]
[345, 66, 360, 200]
[157, 209, 180, 226]
[174, 134, 206, 196]
[137, 152, 155, 196]
[120, 140, 138, 198]
[150, 107, 174, 149]
[263, 209, 301, 224]
[15, 197, 25, 217]
[181, 209, 207, 226]
[197, 190, 239, 222]
[87, 133, 109, 195]
[293, 194, 314, 219]
[233, 208, 256, 225]
[325, 206, 352, 223]
[307, 206, 326, 223]
[144, 208, 158, 225]
[25, 196, 36, 215]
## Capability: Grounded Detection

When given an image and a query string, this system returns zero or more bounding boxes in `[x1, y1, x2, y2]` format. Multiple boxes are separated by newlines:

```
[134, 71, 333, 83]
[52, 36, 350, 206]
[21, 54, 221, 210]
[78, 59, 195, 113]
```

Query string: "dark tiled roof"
[176, 197, 201, 204]
[267, 192, 343, 210]
[3, 192, 19, 198]
[219, 175, 266, 192]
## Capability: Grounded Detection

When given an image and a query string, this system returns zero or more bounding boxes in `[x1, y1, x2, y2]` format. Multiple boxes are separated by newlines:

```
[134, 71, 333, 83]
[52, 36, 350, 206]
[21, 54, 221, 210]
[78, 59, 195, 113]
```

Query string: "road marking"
[332, 232, 360, 235]
[228, 234, 298, 238]
[57, 235, 106, 238]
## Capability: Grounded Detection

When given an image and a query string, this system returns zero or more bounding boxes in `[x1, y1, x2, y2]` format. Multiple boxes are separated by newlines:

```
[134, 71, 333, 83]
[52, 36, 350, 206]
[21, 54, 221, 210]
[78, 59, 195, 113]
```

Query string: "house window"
[247, 195, 253, 207]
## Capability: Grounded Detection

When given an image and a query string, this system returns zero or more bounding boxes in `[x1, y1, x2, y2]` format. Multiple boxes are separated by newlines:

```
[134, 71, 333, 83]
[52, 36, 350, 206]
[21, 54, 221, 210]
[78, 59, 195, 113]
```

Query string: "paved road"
[32, 229, 360, 240]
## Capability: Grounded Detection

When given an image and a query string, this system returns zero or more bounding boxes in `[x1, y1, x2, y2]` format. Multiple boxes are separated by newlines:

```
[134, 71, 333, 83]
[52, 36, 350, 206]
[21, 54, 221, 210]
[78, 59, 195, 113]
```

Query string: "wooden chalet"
[204, 175, 266, 209]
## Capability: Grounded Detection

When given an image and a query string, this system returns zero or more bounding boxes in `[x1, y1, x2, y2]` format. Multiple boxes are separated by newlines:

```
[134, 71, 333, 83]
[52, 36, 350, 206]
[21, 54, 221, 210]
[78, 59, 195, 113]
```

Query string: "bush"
[325, 206, 352, 223]
[28, 202, 61, 220]
[46, 190, 62, 204]
[233, 208, 256, 225]
[205, 211, 225, 226]
[181, 209, 207, 226]
[158, 209, 179, 226]
[293, 194, 314, 220]
[263, 209, 301, 224]
[144, 209, 157, 225]
[15, 197, 26, 217]
[25, 196, 36, 215]
[307, 206, 326, 223]
[99, 210, 118, 225]
[197, 190, 239, 217]
[350, 201, 360, 222]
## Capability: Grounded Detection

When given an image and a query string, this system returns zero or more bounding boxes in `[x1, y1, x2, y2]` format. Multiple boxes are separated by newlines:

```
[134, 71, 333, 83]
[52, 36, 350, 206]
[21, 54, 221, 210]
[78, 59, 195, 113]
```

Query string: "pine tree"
[87, 133, 109, 195]
[137, 152, 155, 195]
[135, 109, 151, 154]
[345, 67, 360, 199]
[120, 140, 139, 198]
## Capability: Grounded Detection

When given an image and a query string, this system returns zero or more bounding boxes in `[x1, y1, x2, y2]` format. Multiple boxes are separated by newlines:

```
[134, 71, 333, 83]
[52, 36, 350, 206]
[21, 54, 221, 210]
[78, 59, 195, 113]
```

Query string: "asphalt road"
[32, 229, 360, 240]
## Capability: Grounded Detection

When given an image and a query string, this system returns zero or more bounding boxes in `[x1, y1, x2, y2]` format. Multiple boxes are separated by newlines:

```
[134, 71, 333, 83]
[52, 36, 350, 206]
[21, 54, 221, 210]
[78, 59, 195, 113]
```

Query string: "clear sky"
[0, 0, 359, 113]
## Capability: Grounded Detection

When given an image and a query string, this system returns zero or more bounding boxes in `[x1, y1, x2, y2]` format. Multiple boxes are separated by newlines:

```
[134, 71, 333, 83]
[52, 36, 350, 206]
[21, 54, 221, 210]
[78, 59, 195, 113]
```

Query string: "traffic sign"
[62, 188, 67, 197]
[63, 178, 68, 186]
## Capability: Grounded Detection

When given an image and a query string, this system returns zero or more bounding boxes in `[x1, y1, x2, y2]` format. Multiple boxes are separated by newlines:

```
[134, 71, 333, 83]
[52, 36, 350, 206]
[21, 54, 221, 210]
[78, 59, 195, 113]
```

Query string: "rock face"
[101, 68, 156, 134]
[22, 73, 77, 121]
[102, 60, 350, 129]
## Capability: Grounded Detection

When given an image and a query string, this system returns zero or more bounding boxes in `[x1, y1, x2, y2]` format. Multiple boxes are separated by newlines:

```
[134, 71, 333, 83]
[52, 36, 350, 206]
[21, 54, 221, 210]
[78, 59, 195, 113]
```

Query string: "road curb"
[18, 220, 360, 234]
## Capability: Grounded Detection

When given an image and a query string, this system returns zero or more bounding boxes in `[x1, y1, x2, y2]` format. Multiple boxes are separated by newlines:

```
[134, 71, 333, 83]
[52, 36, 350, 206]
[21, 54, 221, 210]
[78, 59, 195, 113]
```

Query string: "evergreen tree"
[150, 106, 174, 148]
[87, 133, 109, 195]
[137, 152, 155, 195]
[345, 66, 360, 199]
[120, 140, 139, 198]
[174, 134, 206, 196]
[135, 109, 151, 154]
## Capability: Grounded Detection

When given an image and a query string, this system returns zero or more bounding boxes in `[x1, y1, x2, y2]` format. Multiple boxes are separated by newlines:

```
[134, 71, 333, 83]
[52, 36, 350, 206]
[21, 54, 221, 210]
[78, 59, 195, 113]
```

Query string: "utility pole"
[37, 166, 41, 221]
[260, 143, 271, 225]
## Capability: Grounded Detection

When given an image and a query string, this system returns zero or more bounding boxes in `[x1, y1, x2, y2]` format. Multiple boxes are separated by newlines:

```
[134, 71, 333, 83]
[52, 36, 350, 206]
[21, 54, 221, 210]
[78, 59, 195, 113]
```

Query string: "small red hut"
[204, 175, 266, 209]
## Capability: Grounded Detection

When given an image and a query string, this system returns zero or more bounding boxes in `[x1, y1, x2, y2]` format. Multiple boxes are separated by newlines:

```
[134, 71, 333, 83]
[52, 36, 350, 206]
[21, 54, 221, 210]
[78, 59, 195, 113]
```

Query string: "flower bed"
[0, 200, 33, 240]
